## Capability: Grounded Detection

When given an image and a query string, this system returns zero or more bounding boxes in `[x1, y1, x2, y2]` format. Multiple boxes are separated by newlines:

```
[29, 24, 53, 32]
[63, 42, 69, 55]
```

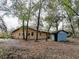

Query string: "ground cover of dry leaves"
[0, 38, 79, 59]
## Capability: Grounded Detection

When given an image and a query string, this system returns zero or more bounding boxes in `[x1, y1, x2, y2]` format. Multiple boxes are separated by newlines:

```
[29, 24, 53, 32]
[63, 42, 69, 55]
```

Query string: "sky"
[2, 14, 63, 31]
[2, 15, 63, 31]
[0, 0, 64, 31]
[3, 16, 19, 30]
[0, 0, 19, 30]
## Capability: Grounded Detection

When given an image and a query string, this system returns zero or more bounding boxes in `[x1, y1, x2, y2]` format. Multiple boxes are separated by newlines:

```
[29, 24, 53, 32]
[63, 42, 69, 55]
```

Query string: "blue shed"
[58, 31, 68, 41]
[53, 30, 69, 42]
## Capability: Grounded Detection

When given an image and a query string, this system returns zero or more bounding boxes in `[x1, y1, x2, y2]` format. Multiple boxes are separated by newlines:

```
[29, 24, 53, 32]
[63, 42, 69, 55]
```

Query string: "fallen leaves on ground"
[0, 39, 79, 59]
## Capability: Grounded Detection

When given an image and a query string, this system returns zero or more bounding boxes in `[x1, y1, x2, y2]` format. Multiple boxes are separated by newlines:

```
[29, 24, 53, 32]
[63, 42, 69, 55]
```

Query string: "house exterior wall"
[50, 35, 54, 40]
[11, 28, 48, 40]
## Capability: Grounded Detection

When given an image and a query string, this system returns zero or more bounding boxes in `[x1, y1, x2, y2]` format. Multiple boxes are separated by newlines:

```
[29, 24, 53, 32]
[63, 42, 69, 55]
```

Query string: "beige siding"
[12, 28, 48, 40]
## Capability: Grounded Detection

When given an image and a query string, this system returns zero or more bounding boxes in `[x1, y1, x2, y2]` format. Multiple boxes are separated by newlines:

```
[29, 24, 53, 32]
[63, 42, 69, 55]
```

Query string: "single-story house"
[11, 27, 50, 40]
[50, 30, 72, 42]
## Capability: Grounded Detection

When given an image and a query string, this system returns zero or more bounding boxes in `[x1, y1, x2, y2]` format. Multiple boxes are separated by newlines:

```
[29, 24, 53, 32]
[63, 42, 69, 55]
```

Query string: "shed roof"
[57, 30, 69, 33]
[51, 30, 71, 34]
[51, 30, 72, 37]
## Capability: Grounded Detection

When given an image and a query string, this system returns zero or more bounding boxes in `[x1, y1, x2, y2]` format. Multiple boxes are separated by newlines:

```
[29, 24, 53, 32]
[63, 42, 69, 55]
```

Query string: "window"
[40, 33, 41, 36]
[19, 33, 20, 36]
[22, 33, 25, 36]
[28, 33, 30, 36]
[31, 32, 34, 36]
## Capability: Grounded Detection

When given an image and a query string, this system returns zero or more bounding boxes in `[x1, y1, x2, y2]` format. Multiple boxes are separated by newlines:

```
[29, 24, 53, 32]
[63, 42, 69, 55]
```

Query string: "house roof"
[12, 26, 50, 34]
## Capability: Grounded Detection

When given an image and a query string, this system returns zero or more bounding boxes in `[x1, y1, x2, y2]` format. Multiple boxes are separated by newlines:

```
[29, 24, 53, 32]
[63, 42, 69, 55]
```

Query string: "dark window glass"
[31, 32, 34, 36]
[40, 33, 41, 36]
[28, 33, 30, 36]
[19, 33, 20, 36]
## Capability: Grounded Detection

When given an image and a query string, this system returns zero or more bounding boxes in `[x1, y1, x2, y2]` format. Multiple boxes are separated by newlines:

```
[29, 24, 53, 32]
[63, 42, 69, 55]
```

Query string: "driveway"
[0, 39, 21, 47]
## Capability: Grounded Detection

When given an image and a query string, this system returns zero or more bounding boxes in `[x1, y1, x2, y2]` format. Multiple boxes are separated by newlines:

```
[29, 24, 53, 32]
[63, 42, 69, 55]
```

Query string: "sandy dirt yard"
[0, 38, 79, 59]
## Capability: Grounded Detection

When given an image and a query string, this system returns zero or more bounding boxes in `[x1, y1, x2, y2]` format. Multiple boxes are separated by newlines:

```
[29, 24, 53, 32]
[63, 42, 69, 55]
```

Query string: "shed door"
[58, 32, 67, 41]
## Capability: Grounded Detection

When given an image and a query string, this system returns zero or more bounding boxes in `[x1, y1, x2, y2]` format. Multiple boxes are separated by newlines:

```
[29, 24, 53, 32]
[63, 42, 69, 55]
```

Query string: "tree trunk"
[26, 0, 31, 40]
[78, 23, 79, 30]
[0, 16, 7, 32]
[26, 20, 29, 40]
[36, 0, 42, 41]
[77, 22, 79, 31]
[67, 13, 76, 38]
[56, 22, 58, 32]
[69, 18, 76, 38]
[23, 19, 25, 39]
[36, 9, 40, 41]
[46, 23, 52, 41]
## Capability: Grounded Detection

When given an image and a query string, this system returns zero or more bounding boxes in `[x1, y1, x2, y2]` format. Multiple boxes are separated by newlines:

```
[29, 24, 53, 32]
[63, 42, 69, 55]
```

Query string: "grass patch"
[0, 48, 5, 59]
